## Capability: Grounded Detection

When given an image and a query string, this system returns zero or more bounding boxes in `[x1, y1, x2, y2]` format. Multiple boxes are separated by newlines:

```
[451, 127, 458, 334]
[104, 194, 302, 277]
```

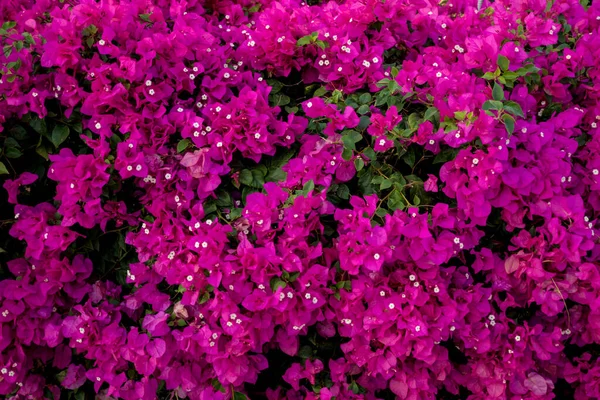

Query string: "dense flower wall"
[1, 0, 600, 399]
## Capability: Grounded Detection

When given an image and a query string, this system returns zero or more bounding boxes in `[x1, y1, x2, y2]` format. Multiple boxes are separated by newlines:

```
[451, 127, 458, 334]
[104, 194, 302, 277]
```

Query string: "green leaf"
[482, 100, 504, 111]
[403, 147, 416, 168]
[375, 90, 390, 106]
[359, 93, 372, 104]
[177, 138, 191, 153]
[354, 157, 364, 171]
[302, 179, 315, 195]
[3, 44, 12, 58]
[391, 66, 399, 78]
[36, 145, 49, 160]
[380, 179, 392, 190]
[315, 40, 327, 50]
[502, 114, 515, 135]
[313, 86, 327, 97]
[0, 162, 8, 175]
[240, 168, 266, 189]
[492, 82, 504, 101]
[270, 277, 287, 292]
[376, 78, 391, 88]
[51, 125, 70, 147]
[424, 107, 439, 122]
[239, 169, 254, 186]
[336, 184, 350, 199]
[388, 190, 405, 211]
[22, 32, 35, 45]
[29, 117, 47, 135]
[341, 148, 353, 161]
[454, 111, 467, 121]
[271, 93, 290, 106]
[357, 104, 370, 115]
[268, 79, 284, 94]
[296, 35, 313, 46]
[342, 130, 362, 150]
[139, 13, 152, 22]
[503, 100, 524, 118]
[433, 148, 459, 164]
[2, 21, 16, 30]
[497, 55, 510, 72]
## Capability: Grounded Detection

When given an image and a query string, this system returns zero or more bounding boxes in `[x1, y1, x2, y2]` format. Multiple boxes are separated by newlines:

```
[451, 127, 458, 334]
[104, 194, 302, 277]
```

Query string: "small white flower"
[127, 166, 133, 171]
[409, 275, 416, 281]
[429, 139, 435, 145]
[436, 72, 442, 78]
[149, 89, 155, 95]
[254, 133, 261, 139]
[287, 292, 293, 298]
[362, 60, 371, 68]
[441, 23, 447, 28]
[415, 325, 421, 332]
[515, 335, 521, 341]
[379, 139, 386, 146]
[549, 30, 554, 35]
[177, 107, 183, 112]
[592, 122, 597, 128]
[566, 54, 572, 60]
[312, 297, 318, 304]
[209, 341, 215, 347]
[99, 39, 106, 46]
[229, 285, 234, 290]
[373, 253, 380, 260]
[201, 241, 208, 248]
[594, 169, 599, 176]
[450, 326, 456, 331]
[433, 286, 440, 293]
[216, 142, 223, 148]
[95, 122, 102, 129]
[453, 237, 461, 244]
[306, 101, 313, 108]
[224, 73, 230, 79]
[388, 303, 395, 310]
[0, 368, 6, 374]
[8, 371, 15, 377]
[305, 293, 311, 299]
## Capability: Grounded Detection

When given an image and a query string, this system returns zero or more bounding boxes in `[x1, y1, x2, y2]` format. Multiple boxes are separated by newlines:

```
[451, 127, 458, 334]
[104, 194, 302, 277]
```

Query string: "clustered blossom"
[1, 0, 600, 399]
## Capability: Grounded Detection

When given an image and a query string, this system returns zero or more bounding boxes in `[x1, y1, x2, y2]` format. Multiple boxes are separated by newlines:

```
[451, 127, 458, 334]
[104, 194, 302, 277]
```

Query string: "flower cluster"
[1, 0, 600, 399]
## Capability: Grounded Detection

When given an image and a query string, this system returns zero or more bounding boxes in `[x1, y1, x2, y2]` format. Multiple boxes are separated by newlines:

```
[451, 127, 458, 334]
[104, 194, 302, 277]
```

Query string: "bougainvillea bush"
[2, 0, 600, 398]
